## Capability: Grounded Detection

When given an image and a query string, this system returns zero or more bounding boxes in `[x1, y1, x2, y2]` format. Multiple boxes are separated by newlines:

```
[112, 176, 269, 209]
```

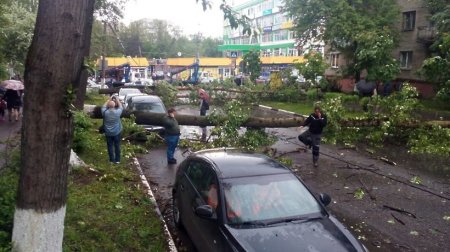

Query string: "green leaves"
[354, 188, 365, 200]
[295, 51, 329, 86]
[286, 0, 399, 78]
[242, 50, 262, 82]
[0, 1, 36, 77]
[410, 176, 422, 185]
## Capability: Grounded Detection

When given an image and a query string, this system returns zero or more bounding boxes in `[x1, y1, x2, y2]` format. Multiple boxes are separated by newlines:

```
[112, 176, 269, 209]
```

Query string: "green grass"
[0, 116, 168, 251]
[64, 119, 167, 251]
[419, 99, 450, 112]
[262, 100, 364, 118]
[85, 92, 108, 106]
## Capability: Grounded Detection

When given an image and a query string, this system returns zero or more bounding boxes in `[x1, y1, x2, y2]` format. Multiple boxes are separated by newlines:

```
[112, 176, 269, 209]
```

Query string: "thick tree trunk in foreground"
[12, 1, 95, 251]
[86, 105, 450, 128]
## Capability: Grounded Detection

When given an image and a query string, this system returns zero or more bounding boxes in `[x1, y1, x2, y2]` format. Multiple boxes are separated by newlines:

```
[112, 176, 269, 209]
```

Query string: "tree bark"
[12, 1, 95, 251]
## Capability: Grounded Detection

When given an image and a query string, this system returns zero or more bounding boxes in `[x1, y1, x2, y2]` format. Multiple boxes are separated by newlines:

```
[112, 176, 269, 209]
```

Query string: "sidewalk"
[0, 119, 22, 168]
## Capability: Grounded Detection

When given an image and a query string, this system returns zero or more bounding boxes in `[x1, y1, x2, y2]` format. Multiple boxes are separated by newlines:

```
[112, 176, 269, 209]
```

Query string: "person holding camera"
[101, 96, 123, 164]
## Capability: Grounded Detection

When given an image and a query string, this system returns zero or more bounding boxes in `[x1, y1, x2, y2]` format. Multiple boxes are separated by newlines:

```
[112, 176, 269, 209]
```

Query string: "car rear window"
[131, 102, 165, 113]
[222, 173, 321, 224]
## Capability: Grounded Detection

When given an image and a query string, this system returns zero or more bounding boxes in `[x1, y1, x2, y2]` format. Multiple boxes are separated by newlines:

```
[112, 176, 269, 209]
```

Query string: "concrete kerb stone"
[132, 157, 178, 252]
[253, 104, 306, 118]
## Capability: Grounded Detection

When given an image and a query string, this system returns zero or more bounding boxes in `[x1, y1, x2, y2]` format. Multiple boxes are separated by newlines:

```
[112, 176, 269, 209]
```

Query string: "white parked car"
[86, 78, 101, 89]
[117, 88, 142, 103]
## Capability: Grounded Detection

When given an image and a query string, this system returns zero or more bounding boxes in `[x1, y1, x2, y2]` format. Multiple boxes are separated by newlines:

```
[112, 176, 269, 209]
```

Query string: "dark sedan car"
[126, 95, 167, 132]
[172, 149, 367, 252]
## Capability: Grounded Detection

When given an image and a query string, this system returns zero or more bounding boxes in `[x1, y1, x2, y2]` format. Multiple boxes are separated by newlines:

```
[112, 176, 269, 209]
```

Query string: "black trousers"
[298, 131, 321, 162]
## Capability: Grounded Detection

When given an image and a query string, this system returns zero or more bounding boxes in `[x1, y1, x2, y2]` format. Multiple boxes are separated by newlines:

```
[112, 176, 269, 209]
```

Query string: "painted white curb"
[252, 104, 306, 117]
[132, 157, 178, 252]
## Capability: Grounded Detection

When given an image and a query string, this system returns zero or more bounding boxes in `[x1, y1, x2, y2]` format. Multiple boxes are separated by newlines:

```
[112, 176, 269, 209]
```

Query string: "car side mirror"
[195, 205, 215, 220]
[320, 193, 331, 206]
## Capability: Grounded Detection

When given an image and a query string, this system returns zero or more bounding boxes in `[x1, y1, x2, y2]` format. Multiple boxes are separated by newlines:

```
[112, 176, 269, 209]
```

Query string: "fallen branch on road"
[391, 213, 406, 225]
[383, 205, 417, 218]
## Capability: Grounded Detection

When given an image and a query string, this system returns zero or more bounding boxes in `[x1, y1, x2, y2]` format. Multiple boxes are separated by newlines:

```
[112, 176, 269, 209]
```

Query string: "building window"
[262, 33, 272, 42]
[330, 53, 339, 68]
[287, 48, 298, 56]
[402, 11, 416, 31]
[263, 49, 272, 57]
[274, 48, 282, 56]
[288, 31, 295, 40]
[399, 51, 413, 69]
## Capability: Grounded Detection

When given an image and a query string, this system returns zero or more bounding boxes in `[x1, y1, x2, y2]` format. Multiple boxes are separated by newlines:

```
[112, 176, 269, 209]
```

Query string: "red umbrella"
[1, 80, 24, 90]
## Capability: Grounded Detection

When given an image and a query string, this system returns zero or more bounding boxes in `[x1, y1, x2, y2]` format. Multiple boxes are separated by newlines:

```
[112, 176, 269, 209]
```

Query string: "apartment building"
[218, 0, 315, 74]
[325, 0, 436, 97]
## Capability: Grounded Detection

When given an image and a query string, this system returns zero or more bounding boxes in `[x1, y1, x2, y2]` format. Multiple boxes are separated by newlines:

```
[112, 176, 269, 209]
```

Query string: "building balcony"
[416, 26, 437, 44]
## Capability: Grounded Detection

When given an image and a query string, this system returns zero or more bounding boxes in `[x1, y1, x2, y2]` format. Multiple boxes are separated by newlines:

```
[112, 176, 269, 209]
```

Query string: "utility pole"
[101, 21, 107, 86]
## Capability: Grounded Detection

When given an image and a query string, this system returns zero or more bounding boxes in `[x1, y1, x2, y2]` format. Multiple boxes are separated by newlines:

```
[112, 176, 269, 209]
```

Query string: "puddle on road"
[138, 146, 198, 252]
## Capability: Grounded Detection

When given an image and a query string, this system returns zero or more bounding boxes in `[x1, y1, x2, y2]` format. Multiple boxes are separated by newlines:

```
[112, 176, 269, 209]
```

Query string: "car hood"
[225, 216, 364, 252]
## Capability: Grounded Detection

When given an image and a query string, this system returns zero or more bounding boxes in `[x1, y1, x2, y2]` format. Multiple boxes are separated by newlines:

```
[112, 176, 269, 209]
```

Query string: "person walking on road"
[198, 88, 209, 142]
[299, 106, 327, 167]
[4, 89, 21, 122]
[101, 96, 123, 164]
[163, 108, 180, 165]
[0, 95, 6, 121]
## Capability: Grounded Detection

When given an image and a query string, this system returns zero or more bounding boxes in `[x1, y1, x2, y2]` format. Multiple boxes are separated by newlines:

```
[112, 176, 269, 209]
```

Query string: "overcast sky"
[123, 0, 240, 38]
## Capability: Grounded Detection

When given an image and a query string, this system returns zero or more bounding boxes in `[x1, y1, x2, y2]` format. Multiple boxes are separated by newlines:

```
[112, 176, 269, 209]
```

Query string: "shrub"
[0, 154, 20, 250]
[72, 111, 94, 153]
[153, 81, 178, 107]
[306, 88, 321, 101]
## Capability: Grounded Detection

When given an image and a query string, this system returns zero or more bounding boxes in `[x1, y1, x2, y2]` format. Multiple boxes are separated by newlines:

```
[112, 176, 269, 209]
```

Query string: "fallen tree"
[85, 105, 450, 128]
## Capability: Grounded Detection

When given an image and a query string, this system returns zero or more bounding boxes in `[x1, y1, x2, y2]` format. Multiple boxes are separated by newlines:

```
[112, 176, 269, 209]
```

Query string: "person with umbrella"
[1, 80, 24, 122]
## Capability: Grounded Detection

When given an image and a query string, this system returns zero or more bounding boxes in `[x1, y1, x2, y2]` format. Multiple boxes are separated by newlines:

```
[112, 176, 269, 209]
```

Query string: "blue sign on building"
[230, 51, 238, 58]
[262, 9, 272, 15]
[263, 26, 272, 33]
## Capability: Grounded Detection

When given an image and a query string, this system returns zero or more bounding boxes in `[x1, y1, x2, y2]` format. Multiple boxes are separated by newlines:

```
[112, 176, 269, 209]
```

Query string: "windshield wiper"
[265, 216, 322, 226]
[235, 220, 267, 227]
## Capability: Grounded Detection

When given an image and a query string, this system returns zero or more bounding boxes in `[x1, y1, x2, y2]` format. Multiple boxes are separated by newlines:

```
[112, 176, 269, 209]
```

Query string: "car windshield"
[130, 102, 165, 113]
[222, 173, 322, 225]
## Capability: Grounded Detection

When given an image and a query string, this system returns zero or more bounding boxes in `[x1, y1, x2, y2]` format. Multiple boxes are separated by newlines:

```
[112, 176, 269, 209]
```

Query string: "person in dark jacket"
[198, 88, 210, 142]
[4, 89, 21, 122]
[299, 106, 327, 167]
[163, 108, 181, 164]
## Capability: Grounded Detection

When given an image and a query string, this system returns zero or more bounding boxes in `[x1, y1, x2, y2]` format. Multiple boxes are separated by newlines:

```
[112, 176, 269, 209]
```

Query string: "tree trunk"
[12, 1, 95, 251]
[86, 106, 450, 128]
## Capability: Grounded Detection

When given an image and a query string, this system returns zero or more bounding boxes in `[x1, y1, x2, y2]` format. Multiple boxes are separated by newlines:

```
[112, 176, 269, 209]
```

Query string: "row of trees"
[90, 18, 223, 60]
[0, 0, 222, 80]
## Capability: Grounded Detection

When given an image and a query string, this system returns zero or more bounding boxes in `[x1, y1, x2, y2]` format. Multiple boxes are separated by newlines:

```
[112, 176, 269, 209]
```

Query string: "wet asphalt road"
[137, 105, 450, 252]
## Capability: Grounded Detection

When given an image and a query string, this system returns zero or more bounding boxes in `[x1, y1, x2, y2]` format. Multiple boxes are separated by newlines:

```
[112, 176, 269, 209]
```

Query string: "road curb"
[252, 104, 306, 117]
[132, 157, 178, 252]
